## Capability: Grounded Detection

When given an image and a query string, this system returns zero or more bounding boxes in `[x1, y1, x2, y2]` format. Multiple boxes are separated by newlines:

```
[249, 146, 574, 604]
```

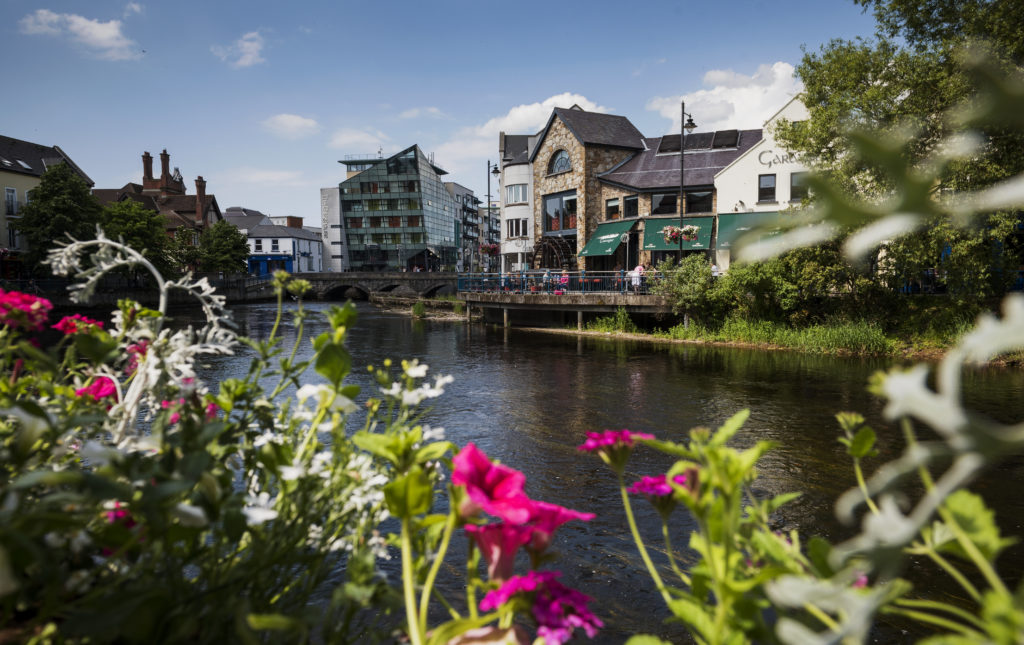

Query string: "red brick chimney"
[195, 176, 207, 225]
[159, 149, 170, 183]
[142, 152, 153, 181]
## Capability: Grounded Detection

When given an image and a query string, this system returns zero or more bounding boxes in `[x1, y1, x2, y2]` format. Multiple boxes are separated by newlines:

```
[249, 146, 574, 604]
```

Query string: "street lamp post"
[679, 101, 697, 262]
[487, 160, 500, 272]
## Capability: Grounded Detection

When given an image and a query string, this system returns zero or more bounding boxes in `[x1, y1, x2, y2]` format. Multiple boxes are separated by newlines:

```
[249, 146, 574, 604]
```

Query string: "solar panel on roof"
[657, 135, 680, 154]
[17, 160, 32, 170]
[712, 130, 738, 148]
[684, 133, 713, 150]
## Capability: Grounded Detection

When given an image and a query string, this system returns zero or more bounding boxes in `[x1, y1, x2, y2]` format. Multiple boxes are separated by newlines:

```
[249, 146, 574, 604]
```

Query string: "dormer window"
[548, 150, 571, 174]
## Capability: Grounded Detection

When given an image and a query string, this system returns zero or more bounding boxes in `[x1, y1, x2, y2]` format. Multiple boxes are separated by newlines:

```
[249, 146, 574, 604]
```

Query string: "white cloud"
[19, 9, 140, 60]
[430, 92, 608, 181]
[212, 31, 265, 68]
[646, 62, 802, 133]
[328, 128, 390, 151]
[398, 106, 446, 120]
[123, 3, 143, 17]
[262, 114, 320, 139]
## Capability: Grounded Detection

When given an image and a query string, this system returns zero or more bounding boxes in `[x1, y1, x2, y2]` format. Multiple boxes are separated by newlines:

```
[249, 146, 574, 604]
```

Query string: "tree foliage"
[197, 220, 249, 273]
[102, 200, 173, 277]
[13, 163, 102, 272]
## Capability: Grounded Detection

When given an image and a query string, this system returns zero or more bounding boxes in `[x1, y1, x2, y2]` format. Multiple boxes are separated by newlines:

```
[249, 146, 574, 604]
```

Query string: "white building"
[224, 207, 323, 274]
[320, 186, 349, 272]
[713, 96, 810, 270]
[497, 132, 538, 272]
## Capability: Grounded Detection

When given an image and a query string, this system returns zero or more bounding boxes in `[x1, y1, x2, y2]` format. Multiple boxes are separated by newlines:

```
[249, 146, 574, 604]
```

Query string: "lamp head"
[683, 116, 697, 133]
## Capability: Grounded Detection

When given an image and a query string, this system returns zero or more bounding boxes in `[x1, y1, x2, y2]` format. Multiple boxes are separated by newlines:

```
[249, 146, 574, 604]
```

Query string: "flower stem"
[400, 517, 424, 645]
[661, 520, 690, 586]
[419, 511, 457, 630]
[619, 474, 672, 606]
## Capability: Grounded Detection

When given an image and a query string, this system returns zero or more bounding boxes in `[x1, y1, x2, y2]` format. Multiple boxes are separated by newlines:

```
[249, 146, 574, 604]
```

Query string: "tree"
[168, 226, 200, 274]
[102, 200, 173, 277]
[13, 163, 103, 272]
[774, 0, 1024, 307]
[197, 220, 249, 273]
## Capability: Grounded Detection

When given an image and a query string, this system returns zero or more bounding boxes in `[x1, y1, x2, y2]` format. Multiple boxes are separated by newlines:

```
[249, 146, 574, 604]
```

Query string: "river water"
[191, 300, 1024, 643]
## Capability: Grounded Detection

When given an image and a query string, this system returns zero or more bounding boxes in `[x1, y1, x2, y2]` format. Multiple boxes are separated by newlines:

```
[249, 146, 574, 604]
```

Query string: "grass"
[411, 302, 426, 318]
[584, 308, 639, 334]
[653, 317, 898, 356]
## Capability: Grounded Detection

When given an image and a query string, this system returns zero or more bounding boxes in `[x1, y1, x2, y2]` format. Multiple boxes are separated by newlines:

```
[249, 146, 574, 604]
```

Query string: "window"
[624, 195, 638, 219]
[369, 217, 383, 228]
[348, 217, 363, 228]
[506, 183, 528, 204]
[254, 239, 263, 251]
[389, 216, 402, 227]
[758, 174, 777, 202]
[606, 198, 620, 220]
[342, 199, 364, 212]
[651, 193, 678, 215]
[506, 218, 530, 238]
[543, 191, 577, 232]
[4, 188, 15, 215]
[271, 239, 279, 252]
[408, 215, 422, 227]
[790, 172, 808, 202]
[684, 191, 713, 214]
[548, 150, 571, 174]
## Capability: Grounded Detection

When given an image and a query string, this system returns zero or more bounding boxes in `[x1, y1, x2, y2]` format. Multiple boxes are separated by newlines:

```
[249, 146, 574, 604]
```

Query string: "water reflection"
[189, 301, 1024, 643]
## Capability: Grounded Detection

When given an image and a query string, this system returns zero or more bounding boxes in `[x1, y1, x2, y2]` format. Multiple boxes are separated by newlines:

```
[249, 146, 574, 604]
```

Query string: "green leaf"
[937, 490, 1016, 562]
[73, 332, 121, 364]
[352, 431, 401, 466]
[11, 469, 84, 489]
[638, 438, 694, 458]
[625, 636, 674, 645]
[246, 613, 303, 632]
[764, 491, 801, 514]
[425, 614, 501, 645]
[315, 342, 351, 386]
[326, 303, 358, 330]
[414, 441, 453, 465]
[666, 596, 715, 641]
[384, 466, 432, 517]
[807, 537, 835, 577]
[847, 426, 878, 459]
[710, 409, 750, 447]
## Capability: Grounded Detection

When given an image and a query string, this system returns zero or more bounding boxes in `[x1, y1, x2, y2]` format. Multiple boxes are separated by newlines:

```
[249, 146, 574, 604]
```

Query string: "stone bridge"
[295, 272, 459, 300]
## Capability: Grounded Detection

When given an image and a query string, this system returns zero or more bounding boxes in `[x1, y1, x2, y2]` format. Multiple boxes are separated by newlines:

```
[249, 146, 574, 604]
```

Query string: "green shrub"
[411, 301, 426, 318]
[585, 307, 639, 333]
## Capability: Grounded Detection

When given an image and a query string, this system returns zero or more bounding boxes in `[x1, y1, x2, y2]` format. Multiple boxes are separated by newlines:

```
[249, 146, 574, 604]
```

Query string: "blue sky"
[2, 0, 879, 223]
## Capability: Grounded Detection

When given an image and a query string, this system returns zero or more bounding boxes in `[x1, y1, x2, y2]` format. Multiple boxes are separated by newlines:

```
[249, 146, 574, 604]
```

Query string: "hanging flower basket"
[662, 224, 699, 245]
[479, 243, 499, 256]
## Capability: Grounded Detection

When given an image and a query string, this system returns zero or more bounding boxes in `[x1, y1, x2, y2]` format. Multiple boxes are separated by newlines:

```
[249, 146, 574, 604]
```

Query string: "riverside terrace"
[457, 270, 672, 329]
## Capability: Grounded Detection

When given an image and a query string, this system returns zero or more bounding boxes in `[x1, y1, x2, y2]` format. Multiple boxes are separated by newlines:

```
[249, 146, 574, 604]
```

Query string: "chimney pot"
[142, 151, 153, 181]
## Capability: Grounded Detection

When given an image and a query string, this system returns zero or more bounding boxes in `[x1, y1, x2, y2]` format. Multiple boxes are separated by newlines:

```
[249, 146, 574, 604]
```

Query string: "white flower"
[279, 464, 304, 481]
[422, 425, 446, 442]
[403, 359, 428, 379]
[254, 432, 285, 447]
[69, 530, 92, 554]
[44, 532, 65, 548]
[172, 503, 208, 527]
[81, 440, 120, 467]
[242, 492, 278, 524]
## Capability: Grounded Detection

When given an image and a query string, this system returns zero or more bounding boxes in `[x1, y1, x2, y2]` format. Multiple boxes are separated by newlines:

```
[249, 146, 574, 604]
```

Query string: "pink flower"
[125, 339, 150, 374]
[204, 401, 219, 420]
[75, 377, 118, 406]
[628, 474, 687, 497]
[853, 572, 869, 589]
[577, 429, 653, 453]
[465, 523, 534, 582]
[161, 398, 186, 424]
[480, 571, 602, 644]
[525, 500, 595, 553]
[102, 501, 141, 556]
[52, 313, 104, 335]
[577, 429, 654, 474]
[0, 288, 53, 331]
[452, 443, 533, 523]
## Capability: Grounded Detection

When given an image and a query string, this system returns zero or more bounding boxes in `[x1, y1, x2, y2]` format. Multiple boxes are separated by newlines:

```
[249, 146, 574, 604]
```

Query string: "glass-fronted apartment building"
[339, 145, 459, 271]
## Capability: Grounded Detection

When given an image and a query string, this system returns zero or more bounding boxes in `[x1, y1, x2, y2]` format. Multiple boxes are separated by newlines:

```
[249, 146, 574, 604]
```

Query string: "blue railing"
[457, 271, 658, 295]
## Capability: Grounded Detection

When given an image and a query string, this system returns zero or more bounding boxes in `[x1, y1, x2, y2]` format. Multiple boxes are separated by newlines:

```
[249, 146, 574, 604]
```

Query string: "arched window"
[548, 150, 571, 174]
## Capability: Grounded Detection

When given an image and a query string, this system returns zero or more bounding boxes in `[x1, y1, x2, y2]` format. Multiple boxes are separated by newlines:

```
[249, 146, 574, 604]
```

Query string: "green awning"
[578, 219, 636, 257]
[716, 212, 782, 249]
[642, 216, 713, 251]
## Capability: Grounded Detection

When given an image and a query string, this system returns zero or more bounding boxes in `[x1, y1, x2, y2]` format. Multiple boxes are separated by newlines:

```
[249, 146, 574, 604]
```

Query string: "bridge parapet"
[293, 272, 459, 300]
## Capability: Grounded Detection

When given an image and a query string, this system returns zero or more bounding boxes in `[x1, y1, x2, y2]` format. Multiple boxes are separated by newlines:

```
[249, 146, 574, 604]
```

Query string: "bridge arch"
[322, 284, 370, 301]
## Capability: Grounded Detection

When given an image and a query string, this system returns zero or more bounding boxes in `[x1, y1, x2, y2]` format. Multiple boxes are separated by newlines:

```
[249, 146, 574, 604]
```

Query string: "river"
[190, 300, 1024, 643]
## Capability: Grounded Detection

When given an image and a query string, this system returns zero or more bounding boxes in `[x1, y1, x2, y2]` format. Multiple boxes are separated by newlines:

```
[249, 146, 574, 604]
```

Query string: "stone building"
[528, 106, 645, 270]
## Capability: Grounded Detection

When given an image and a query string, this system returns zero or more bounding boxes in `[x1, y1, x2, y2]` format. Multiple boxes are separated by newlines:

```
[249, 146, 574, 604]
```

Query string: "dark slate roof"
[501, 134, 531, 165]
[248, 224, 322, 241]
[93, 182, 221, 230]
[529, 107, 644, 162]
[597, 129, 763, 190]
[224, 212, 273, 231]
[0, 135, 93, 185]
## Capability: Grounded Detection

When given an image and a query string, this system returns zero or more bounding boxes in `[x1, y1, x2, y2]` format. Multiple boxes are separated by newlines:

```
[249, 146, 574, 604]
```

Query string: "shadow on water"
[188, 301, 1024, 643]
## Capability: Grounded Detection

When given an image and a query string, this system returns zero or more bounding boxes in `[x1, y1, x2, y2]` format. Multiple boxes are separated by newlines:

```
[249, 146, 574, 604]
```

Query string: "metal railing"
[457, 270, 661, 295]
